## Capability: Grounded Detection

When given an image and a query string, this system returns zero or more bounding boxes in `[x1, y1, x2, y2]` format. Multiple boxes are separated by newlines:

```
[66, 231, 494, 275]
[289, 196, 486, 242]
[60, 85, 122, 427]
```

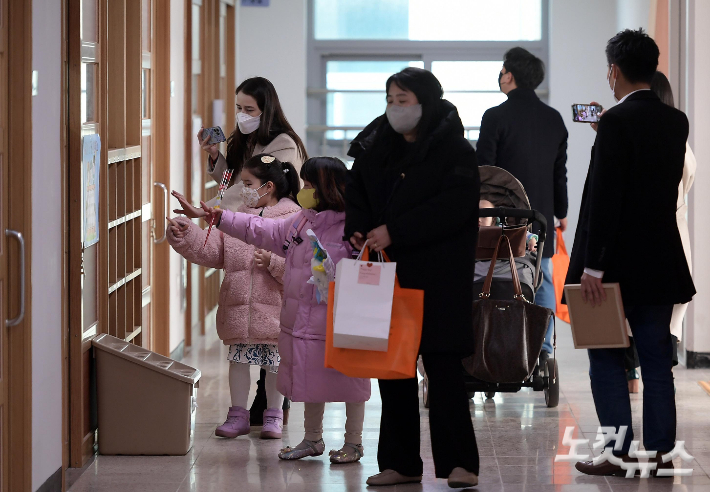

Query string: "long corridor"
[68, 320, 710, 492]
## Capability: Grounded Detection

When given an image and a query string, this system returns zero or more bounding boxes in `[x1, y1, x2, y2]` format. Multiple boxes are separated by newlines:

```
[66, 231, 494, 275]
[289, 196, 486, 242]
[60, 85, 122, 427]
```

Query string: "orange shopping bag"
[552, 227, 570, 323]
[325, 249, 424, 379]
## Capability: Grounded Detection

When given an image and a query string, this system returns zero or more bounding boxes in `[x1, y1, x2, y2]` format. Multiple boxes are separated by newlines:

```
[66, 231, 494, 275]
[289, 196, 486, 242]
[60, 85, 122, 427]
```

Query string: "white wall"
[235, 0, 307, 140]
[169, 0, 187, 354]
[548, 0, 620, 247]
[686, 0, 710, 353]
[31, 0, 63, 489]
[617, 0, 651, 32]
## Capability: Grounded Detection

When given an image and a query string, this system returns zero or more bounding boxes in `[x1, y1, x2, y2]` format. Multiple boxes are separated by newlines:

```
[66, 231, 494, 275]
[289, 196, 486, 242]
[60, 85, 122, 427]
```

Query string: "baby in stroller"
[479, 199, 539, 253]
[420, 167, 560, 407]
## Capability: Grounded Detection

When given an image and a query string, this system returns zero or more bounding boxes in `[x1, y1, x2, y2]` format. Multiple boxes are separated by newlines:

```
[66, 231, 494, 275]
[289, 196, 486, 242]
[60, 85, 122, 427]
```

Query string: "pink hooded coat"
[217, 208, 371, 403]
[167, 198, 301, 345]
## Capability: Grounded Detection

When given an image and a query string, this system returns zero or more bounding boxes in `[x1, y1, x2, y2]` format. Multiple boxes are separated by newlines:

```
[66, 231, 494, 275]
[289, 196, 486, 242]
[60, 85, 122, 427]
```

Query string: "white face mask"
[608, 66, 618, 103]
[237, 112, 261, 134]
[386, 104, 422, 134]
[241, 182, 268, 208]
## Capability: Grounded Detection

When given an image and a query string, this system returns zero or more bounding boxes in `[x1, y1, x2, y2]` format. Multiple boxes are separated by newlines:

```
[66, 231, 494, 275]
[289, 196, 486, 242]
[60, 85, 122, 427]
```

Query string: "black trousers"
[377, 353, 479, 478]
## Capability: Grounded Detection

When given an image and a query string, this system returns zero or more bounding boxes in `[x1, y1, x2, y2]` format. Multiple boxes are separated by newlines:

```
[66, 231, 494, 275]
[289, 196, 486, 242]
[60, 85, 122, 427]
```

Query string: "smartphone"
[571, 104, 603, 123]
[201, 126, 227, 143]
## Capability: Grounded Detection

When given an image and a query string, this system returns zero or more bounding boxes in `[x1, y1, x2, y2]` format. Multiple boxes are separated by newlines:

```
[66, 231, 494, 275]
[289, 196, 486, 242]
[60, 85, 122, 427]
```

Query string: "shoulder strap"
[282, 216, 310, 251]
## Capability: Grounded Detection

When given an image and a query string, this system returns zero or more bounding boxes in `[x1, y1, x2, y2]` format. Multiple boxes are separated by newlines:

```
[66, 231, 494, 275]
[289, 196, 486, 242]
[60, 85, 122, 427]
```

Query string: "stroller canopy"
[479, 166, 531, 210]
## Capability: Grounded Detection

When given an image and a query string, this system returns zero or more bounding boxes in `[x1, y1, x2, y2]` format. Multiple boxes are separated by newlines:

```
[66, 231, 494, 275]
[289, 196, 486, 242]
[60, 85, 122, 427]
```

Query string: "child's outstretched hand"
[172, 190, 207, 219]
[200, 201, 223, 225]
[166, 217, 190, 239]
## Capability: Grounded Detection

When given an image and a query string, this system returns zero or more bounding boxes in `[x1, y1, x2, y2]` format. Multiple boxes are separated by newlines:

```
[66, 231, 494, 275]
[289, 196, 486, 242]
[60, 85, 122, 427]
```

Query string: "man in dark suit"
[477, 47, 569, 359]
[567, 29, 695, 476]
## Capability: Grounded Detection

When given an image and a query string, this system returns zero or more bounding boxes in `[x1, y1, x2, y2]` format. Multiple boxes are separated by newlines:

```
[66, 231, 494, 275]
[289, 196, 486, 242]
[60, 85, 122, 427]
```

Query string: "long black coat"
[565, 90, 695, 306]
[345, 100, 480, 355]
[476, 88, 569, 257]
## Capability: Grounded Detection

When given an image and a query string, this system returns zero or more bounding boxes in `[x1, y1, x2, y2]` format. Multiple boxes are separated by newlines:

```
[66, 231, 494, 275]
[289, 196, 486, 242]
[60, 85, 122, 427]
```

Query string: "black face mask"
[498, 71, 504, 90]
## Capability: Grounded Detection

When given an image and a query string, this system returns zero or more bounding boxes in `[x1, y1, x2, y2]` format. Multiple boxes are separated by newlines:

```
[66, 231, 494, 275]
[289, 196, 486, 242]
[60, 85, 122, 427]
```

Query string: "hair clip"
[261, 155, 276, 164]
[283, 168, 289, 174]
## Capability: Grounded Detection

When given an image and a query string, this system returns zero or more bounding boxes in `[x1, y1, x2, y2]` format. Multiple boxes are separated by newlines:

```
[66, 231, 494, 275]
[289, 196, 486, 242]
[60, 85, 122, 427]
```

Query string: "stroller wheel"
[544, 358, 560, 408]
[485, 391, 496, 399]
[422, 375, 430, 408]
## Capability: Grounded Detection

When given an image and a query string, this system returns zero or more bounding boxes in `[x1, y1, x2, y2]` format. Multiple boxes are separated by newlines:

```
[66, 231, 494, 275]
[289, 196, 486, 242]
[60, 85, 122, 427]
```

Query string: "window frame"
[306, 0, 550, 159]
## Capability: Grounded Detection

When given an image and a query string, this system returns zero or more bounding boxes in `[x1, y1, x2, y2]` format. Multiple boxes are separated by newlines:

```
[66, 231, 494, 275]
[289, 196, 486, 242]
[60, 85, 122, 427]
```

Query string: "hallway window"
[431, 61, 508, 141]
[307, 0, 549, 162]
[314, 0, 542, 41]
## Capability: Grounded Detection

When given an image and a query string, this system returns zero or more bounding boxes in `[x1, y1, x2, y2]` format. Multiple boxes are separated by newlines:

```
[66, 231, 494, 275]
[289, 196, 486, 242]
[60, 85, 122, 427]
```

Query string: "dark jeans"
[377, 353, 479, 478]
[588, 304, 675, 454]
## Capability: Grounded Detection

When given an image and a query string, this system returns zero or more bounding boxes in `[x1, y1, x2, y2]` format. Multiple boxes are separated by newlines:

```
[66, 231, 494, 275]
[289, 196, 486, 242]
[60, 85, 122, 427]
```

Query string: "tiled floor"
[69, 317, 710, 491]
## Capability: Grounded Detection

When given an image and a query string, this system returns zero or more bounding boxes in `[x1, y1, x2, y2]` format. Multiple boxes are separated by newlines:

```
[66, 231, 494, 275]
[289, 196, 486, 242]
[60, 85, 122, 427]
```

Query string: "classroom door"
[2, 0, 32, 488]
[68, 0, 170, 468]
[0, 0, 9, 487]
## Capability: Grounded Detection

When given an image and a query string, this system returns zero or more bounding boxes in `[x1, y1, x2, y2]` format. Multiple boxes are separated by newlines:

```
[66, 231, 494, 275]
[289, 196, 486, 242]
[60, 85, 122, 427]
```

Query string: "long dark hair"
[650, 71, 675, 108]
[243, 153, 301, 204]
[225, 77, 308, 173]
[385, 67, 444, 142]
[299, 157, 348, 213]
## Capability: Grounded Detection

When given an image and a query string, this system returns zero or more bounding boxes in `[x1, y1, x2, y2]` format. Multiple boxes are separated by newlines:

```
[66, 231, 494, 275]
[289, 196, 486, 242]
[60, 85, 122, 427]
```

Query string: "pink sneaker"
[215, 406, 250, 438]
[260, 408, 283, 439]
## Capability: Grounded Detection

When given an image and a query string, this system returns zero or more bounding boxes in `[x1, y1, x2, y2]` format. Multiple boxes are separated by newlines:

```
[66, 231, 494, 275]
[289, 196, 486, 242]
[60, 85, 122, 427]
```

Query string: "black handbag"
[463, 235, 553, 383]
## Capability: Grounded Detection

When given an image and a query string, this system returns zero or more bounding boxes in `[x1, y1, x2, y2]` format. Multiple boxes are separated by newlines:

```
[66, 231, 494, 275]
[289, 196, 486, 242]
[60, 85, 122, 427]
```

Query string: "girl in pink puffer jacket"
[167, 155, 301, 440]
[200, 156, 371, 464]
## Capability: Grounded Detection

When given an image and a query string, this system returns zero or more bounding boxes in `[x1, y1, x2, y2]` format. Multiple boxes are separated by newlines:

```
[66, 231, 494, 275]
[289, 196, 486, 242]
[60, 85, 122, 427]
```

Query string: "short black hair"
[605, 29, 659, 84]
[503, 47, 545, 90]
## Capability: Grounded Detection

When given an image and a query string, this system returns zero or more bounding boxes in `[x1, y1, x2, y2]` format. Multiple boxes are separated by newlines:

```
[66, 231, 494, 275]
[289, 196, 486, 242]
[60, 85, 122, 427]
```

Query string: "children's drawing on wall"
[83, 134, 101, 247]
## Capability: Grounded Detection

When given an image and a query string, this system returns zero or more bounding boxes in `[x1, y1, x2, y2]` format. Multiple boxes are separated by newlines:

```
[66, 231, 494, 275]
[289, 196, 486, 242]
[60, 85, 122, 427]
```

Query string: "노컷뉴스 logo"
[555, 426, 694, 478]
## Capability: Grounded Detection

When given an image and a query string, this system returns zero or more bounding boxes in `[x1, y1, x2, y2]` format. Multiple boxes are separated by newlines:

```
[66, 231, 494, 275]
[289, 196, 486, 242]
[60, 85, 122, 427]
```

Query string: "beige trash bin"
[92, 334, 201, 455]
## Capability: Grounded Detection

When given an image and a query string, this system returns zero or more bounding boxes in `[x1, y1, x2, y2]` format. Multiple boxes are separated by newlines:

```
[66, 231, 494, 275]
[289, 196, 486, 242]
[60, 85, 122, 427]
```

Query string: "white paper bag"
[332, 248, 396, 351]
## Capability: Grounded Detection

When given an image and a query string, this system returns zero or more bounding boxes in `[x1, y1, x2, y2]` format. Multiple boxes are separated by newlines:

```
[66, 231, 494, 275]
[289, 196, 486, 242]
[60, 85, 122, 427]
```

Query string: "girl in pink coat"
[200, 156, 371, 464]
[167, 155, 301, 440]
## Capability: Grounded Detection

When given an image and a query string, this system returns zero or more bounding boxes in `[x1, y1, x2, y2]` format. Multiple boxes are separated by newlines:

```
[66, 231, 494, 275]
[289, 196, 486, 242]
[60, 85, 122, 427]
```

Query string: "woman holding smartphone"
[173, 76, 307, 217]
[172, 76, 307, 426]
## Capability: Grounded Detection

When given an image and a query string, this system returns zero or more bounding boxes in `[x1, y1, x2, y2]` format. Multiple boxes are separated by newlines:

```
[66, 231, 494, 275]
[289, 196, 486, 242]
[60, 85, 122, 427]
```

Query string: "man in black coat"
[568, 29, 695, 476]
[476, 47, 569, 359]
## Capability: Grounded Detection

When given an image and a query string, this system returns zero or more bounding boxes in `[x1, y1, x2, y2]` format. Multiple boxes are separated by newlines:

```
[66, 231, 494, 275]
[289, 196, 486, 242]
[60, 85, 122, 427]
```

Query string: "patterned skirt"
[227, 343, 280, 374]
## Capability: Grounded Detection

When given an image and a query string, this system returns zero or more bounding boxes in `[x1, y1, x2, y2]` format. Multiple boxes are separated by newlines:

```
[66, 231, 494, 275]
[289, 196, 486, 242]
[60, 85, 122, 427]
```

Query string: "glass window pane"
[431, 61, 503, 91]
[81, 63, 97, 123]
[142, 0, 152, 52]
[142, 69, 151, 119]
[432, 61, 507, 130]
[192, 5, 201, 61]
[81, 0, 98, 42]
[325, 60, 423, 138]
[314, 0, 542, 41]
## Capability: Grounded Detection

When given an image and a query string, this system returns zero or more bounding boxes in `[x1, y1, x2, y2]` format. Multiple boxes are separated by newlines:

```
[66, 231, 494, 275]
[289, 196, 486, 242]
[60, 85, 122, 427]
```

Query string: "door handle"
[5, 229, 25, 327]
[153, 182, 168, 244]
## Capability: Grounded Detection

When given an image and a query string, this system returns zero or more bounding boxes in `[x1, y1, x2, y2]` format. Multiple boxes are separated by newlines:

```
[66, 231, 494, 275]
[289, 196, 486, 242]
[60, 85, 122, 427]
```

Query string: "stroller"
[420, 166, 559, 408]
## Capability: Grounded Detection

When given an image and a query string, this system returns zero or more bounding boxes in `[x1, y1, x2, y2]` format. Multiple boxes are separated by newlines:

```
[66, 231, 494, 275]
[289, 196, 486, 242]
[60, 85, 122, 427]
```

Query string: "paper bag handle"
[356, 244, 399, 287]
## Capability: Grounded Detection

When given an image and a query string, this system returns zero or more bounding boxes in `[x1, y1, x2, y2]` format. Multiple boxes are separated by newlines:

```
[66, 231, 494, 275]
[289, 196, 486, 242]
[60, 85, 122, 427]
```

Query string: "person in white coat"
[650, 72, 696, 349]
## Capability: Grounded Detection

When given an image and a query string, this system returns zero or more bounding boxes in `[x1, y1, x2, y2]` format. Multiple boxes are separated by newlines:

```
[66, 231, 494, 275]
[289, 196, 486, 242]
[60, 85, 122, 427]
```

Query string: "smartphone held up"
[571, 104, 603, 123]
[201, 126, 227, 143]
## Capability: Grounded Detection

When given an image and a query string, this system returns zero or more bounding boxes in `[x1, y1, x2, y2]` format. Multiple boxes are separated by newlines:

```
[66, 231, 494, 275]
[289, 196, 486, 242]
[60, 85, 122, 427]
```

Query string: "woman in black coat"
[345, 67, 481, 488]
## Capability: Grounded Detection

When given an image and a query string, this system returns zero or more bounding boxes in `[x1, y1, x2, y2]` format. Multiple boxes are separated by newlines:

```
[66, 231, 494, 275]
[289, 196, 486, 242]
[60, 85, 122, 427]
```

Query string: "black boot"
[249, 368, 267, 426]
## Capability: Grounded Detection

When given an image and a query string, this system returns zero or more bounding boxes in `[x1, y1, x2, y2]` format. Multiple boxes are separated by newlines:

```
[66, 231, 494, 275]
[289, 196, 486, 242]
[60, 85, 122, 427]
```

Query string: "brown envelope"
[564, 283, 629, 349]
